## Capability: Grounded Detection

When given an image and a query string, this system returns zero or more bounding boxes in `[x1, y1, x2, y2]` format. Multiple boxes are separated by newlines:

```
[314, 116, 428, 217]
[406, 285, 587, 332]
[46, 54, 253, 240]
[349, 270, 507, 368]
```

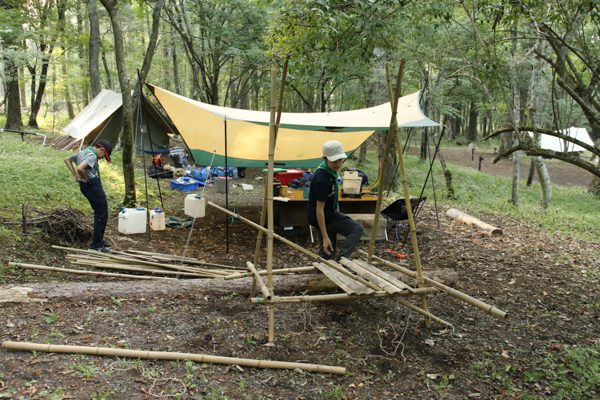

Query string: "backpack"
[151, 154, 164, 168]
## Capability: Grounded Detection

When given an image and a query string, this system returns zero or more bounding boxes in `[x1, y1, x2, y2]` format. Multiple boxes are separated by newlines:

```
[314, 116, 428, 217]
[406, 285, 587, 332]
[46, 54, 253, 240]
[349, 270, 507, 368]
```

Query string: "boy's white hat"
[322, 140, 347, 162]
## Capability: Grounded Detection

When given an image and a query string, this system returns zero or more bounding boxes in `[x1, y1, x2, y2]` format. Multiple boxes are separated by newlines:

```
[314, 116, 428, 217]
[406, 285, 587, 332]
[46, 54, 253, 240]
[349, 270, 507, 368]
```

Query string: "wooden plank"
[339, 259, 401, 295]
[313, 262, 374, 295]
[353, 259, 416, 292]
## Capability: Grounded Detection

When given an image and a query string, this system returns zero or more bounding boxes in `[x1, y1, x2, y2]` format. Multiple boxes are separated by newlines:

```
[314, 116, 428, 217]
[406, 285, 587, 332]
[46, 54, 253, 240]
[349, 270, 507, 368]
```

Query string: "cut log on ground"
[445, 208, 503, 236]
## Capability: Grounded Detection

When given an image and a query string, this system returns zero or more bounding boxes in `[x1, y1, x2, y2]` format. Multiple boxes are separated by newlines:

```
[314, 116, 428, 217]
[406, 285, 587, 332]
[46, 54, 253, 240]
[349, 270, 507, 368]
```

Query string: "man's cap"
[322, 140, 347, 162]
[96, 140, 113, 163]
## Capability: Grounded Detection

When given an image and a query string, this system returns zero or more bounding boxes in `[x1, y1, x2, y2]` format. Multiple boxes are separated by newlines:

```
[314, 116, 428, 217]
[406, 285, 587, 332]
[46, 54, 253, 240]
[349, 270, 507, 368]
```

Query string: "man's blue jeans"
[79, 178, 108, 249]
[314, 211, 363, 261]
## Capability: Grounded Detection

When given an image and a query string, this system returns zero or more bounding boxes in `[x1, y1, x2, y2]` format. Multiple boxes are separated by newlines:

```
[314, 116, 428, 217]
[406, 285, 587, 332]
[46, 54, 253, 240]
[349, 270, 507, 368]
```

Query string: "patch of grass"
[540, 343, 600, 399]
[346, 148, 600, 242]
[0, 138, 163, 214]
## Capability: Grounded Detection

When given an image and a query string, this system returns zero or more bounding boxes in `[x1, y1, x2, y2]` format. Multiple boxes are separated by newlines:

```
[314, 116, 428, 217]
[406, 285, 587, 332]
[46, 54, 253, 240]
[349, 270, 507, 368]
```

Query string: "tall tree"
[1, 0, 24, 129]
[88, 0, 102, 97]
[99, 0, 136, 206]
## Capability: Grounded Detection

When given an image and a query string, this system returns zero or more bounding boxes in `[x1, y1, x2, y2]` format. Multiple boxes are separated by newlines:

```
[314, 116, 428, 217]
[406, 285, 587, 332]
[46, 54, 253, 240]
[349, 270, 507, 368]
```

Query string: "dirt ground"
[404, 146, 596, 189]
[1, 148, 599, 399]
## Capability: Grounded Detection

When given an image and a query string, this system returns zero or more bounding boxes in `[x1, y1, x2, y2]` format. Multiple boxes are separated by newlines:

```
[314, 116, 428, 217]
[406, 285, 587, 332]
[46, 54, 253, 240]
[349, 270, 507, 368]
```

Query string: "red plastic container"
[274, 169, 304, 186]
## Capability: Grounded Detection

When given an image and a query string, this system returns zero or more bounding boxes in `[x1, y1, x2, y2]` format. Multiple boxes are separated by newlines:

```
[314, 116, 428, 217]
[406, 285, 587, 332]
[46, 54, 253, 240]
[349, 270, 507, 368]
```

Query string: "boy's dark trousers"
[79, 178, 108, 249]
[315, 211, 363, 261]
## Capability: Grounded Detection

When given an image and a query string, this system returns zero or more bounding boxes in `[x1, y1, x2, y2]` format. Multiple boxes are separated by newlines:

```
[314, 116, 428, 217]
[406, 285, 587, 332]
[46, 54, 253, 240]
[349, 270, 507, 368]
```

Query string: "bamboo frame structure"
[361, 251, 508, 320]
[1, 341, 345, 375]
[247, 262, 272, 300]
[204, 60, 507, 346]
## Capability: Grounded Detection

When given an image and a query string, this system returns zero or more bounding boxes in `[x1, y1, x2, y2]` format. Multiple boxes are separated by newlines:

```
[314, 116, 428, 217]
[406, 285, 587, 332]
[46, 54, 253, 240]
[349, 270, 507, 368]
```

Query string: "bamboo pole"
[265, 57, 279, 344]
[208, 201, 381, 292]
[69, 260, 217, 278]
[122, 250, 244, 269]
[360, 251, 508, 320]
[381, 62, 431, 328]
[1, 341, 345, 375]
[367, 61, 405, 264]
[247, 262, 272, 300]
[9, 262, 175, 281]
[224, 266, 317, 280]
[52, 246, 205, 274]
[66, 254, 228, 277]
[251, 287, 439, 304]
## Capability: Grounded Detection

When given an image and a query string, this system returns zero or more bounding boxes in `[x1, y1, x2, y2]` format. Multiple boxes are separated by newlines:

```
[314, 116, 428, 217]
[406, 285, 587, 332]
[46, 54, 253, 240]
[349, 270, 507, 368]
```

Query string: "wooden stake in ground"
[1, 341, 345, 375]
[445, 208, 503, 236]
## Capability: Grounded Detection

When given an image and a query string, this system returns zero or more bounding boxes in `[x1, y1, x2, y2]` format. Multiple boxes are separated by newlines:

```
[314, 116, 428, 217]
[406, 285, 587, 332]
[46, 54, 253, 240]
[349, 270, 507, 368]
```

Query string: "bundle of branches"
[36, 207, 92, 243]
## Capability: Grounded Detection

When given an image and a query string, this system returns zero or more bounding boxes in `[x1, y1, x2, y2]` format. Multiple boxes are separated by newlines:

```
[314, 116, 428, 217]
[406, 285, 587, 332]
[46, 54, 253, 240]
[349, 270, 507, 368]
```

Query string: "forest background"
[1, 0, 600, 207]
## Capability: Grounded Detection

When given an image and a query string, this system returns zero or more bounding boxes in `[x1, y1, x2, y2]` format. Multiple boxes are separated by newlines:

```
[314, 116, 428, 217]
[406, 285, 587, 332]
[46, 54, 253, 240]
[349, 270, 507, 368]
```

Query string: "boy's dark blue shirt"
[307, 168, 337, 226]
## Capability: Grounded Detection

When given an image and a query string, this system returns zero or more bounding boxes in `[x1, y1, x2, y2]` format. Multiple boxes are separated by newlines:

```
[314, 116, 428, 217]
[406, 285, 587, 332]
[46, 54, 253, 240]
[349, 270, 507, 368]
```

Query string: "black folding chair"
[381, 197, 427, 243]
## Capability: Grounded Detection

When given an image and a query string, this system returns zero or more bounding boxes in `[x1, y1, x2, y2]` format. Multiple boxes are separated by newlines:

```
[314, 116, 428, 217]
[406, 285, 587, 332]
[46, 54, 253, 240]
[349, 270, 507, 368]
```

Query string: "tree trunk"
[527, 39, 552, 209]
[4, 56, 22, 129]
[466, 99, 478, 142]
[510, 20, 520, 206]
[99, 0, 135, 207]
[101, 44, 113, 90]
[171, 26, 181, 94]
[28, 45, 54, 128]
[590, 156, 600, 196]
[88, 0, 102, 98]
[62, 54, 75, 119]
[76, 0, 89, 105]
[19, 64, 27, 110]
[137, 0, 163, 84]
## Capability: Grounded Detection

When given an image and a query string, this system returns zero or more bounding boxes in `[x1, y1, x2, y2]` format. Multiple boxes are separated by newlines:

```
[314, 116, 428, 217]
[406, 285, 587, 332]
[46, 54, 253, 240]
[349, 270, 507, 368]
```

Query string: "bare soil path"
[1, 149, 599, 399]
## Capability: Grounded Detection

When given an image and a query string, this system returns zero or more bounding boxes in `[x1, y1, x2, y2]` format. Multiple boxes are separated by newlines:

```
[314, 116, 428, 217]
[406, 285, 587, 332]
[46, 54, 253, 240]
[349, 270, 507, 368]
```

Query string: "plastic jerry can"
[185, 194, 206, 218]
[150, 207, 165, 231]
[118, 207, 147, 234]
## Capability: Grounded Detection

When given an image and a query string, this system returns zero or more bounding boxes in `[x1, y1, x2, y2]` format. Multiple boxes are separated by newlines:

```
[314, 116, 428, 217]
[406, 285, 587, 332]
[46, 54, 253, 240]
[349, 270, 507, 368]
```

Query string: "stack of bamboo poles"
[8, 246, 243, 281]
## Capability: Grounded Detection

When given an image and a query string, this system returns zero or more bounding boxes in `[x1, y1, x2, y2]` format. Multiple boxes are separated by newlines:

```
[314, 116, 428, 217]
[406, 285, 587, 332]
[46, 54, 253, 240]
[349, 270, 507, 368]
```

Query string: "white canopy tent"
[538, 127, 594, 152]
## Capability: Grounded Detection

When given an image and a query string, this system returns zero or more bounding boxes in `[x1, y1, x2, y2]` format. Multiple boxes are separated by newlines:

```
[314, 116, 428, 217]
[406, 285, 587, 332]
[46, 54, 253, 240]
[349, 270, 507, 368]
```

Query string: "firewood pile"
[36, 208, 93, 243]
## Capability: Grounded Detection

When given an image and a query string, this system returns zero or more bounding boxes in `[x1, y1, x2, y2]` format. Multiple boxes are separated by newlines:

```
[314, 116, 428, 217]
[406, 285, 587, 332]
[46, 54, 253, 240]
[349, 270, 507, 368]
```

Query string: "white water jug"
[118, 207, 147, 234]
[185, 194, 206, 218]
[150, 207, 165, 231]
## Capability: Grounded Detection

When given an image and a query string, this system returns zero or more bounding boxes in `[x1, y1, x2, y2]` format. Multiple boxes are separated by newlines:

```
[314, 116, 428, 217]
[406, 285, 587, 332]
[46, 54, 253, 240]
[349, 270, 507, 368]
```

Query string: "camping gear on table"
[149, 207, 165, 231]
[273, 179, 281, 197]
[118, 207, 147, 234]
[341, 171, 362, 198]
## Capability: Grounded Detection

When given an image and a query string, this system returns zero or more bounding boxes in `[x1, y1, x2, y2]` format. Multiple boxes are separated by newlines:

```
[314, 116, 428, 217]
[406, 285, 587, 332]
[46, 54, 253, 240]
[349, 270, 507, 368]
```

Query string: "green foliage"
[539, 344, 600, 399]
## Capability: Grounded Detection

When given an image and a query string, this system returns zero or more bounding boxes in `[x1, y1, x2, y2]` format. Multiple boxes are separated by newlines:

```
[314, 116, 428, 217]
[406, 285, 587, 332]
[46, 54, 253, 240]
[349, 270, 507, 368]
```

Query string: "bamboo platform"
[313, 258, 416, 296]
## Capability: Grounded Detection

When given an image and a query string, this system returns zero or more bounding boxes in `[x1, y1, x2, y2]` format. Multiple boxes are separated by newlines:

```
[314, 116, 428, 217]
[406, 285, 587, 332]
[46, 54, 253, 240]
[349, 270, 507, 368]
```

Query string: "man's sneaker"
[89, 247, 111, 254]
[101, 240, 112, 248]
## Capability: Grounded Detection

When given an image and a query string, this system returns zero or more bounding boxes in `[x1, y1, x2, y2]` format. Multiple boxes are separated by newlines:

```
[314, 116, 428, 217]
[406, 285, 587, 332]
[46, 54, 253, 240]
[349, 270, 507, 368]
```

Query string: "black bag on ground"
[149, 165, 173, 179]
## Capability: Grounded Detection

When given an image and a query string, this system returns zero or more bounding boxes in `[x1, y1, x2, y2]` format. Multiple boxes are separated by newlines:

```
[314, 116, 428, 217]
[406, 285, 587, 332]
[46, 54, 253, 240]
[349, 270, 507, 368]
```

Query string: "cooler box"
[274, 169, 304, 186]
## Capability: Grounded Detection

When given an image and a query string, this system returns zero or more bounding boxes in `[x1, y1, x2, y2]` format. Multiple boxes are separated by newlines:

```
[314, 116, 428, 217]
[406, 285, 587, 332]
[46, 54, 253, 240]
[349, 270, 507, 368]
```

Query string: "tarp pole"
[266, 57, 278, 345]
[225, 119, 229, 254]
[135, 72, 152, 243]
